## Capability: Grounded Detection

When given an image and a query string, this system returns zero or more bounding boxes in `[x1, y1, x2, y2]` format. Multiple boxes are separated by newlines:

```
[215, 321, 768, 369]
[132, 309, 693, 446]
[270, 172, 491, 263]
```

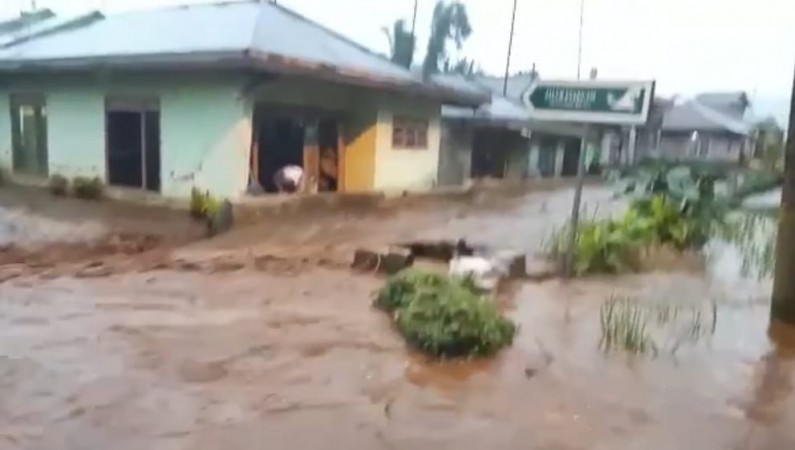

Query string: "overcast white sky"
[3, 0, 794, 115]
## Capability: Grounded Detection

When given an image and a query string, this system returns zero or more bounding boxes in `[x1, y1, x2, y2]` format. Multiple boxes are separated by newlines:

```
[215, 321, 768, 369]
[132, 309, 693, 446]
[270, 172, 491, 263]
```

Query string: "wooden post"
[771, 63, 795, 325]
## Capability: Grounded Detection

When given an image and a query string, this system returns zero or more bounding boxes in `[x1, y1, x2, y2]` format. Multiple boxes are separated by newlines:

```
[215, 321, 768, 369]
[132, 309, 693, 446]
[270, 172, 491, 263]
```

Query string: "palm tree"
[421, 1, 472, 76]
[382, 19, 415, 68]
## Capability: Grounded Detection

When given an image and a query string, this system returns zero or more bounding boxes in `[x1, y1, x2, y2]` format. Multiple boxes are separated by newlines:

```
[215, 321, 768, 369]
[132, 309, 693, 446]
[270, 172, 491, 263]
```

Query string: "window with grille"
[392, 116, 429, 149]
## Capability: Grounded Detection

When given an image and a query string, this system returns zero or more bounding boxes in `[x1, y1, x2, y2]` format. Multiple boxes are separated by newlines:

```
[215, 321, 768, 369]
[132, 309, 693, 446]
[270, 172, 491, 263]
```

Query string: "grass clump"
[599, 295, 718, 356]
[190, 187, 220, 219]
[375, 269, 516, 358]
[48, 174, 69, 196]
[600, 296, 655, 355]
[72, 176, 103, 200]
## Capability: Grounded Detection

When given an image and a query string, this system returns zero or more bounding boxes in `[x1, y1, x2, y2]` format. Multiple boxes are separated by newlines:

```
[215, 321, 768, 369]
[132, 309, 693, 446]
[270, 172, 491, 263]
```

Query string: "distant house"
[437, 72, 600, 184]
[436, 74, 533, 185]
[0, 1, 483, 200]
[656, 92, 753, 162]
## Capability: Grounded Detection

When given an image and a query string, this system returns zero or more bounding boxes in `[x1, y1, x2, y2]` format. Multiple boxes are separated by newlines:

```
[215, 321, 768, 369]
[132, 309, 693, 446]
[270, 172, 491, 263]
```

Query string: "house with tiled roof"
[0, 1, 485, 200]
[656, 92, 754, 162]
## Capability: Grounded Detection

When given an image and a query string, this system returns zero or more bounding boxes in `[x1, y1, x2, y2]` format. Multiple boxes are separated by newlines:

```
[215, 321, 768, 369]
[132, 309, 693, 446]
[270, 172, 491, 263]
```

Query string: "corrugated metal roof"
[662, 100, 751, 135]
[0, 2, 261, 60]
[436, 74, 529, 126]
[0, 11, 104, 48]
[0, 1, 486, 106]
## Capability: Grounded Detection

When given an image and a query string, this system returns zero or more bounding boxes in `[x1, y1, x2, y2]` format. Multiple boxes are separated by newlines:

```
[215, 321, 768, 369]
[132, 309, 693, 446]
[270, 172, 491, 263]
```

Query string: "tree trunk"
[771, 64, 795, 324]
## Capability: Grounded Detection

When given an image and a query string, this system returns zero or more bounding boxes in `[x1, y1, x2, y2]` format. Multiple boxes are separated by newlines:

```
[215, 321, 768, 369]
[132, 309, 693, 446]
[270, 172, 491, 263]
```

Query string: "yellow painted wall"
[343, 109, 378, 192]
[373, 98, 442, 192]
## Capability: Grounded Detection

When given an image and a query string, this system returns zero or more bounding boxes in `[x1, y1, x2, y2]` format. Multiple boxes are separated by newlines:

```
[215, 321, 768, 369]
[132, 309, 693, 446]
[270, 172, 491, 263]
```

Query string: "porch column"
[554, 140, 565, 177]
[627, 126, 638, 165]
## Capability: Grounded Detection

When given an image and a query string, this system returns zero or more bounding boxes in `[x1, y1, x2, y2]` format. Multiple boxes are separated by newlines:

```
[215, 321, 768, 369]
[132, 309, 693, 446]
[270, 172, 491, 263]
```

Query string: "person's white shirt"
[281, 165, 303, 184]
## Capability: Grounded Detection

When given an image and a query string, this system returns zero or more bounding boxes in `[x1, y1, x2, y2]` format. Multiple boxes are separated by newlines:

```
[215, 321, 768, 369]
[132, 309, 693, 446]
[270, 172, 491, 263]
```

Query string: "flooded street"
[1, 185, 792, 450]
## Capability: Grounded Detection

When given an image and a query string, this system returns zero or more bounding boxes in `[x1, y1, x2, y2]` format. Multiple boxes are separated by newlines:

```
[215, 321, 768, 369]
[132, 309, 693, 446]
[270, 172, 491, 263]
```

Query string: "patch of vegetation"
[375, 269, 516, 358]
[600, 296, 717, 356]
[72, 176, 103, 200]
[600, 296, 655, 355]
[545, 195, 710, 276]
[732, 170, 782, 200]
[549, 161, 770, 276]
[48, 174, 69, 196]
[190, 187, 220, 219]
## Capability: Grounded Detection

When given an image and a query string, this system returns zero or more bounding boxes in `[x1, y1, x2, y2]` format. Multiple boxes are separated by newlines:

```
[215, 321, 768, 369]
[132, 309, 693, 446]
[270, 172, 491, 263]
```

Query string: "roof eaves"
[247, 50, 486, 106]
[1, 11, 104, 49]
[0, 50, 252, 72]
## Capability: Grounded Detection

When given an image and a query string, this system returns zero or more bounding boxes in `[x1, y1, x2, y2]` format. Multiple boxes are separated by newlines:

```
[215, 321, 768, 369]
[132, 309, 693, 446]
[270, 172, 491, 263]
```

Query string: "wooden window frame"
[392, 115, 429, 150]
[9, 93, 48, 177]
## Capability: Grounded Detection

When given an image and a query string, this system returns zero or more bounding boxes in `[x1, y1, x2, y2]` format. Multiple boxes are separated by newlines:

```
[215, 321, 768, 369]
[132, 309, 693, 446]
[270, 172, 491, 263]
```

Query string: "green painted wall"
[0, 72, 251, 199]
[0, 93, 10, 171]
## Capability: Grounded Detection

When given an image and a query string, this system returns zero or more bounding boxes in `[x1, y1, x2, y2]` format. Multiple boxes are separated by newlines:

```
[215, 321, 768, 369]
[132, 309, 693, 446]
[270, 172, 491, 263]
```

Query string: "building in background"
[0, 1, 485, 201]
[655, 92, 754, 162]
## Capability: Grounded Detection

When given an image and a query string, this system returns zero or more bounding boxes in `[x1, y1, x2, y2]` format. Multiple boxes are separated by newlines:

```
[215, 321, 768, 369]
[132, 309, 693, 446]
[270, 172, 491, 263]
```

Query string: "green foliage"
[383, 19, 415, 68]
[72, 176, 103, 200]
[733, 170, 782, 199]
[422, 1, 472, 75]
[190, 187, 220, 219]
[545, 195, 711, 276]
[48, 174, 69, 196]
[375, 269, 516, 358]
[600, 295, 717, 356]
[600, 296, 655, 355]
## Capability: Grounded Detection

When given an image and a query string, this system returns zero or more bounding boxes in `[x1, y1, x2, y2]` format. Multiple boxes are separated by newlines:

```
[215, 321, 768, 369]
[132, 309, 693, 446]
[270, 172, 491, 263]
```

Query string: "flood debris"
[355, 239, 527, 292]
[352, 246, 413, 274]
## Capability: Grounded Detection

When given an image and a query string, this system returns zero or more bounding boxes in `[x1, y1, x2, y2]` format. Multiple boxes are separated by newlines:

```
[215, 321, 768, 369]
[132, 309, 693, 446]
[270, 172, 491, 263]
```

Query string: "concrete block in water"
[352, 246, 412, 274]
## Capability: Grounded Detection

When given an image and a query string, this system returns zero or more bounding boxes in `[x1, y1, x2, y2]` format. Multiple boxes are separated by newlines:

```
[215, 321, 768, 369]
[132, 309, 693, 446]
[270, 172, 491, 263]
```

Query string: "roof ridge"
[690, 100, 749, 134]
[104, 0, 257, 19]
[259, 1, 414, 77]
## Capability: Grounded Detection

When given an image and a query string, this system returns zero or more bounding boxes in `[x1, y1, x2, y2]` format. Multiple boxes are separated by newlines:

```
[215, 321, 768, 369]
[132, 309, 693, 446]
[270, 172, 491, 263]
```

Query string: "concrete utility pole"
[564, 0, 589, 278]
[771, 62, 795, 325]
[576, 0, 585, 80]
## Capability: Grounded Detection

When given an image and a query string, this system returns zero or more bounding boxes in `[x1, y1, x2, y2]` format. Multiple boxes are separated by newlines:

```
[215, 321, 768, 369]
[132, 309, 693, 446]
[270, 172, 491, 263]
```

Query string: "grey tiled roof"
[662, 100, 751, 135]
[435, 74, 529, 126]
[475, 73, 538, 100]
[0, 1, 485, 105]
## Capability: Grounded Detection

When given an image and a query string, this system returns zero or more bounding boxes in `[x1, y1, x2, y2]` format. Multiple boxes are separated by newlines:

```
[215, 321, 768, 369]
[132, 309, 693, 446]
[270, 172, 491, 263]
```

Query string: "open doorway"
[317, 118, 339, 192]
[105, 97, 161, 192]
[561, 137, 582, 177]
[250, 105, 341, 194]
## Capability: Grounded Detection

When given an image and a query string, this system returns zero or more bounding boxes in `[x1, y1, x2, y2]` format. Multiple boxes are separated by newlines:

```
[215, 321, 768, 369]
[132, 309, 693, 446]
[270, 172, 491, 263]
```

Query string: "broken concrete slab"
[525, 256, 559, 282]
[352, 246, 413, 275]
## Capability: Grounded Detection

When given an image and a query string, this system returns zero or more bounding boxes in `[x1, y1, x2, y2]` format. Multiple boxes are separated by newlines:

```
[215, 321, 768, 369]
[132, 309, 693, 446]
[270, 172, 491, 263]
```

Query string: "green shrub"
[545, 195, 709, 276]
[376, 269, 516, 358]
[375, 269, 461, 312]
[189, 187, 220, 219]
[48, 174, 69, 196]
[72, 176, 103, 200]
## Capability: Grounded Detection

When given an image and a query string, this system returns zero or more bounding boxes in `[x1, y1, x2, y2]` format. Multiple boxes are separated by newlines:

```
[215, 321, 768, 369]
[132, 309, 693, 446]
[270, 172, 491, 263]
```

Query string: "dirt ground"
[1, 185, 793, 450]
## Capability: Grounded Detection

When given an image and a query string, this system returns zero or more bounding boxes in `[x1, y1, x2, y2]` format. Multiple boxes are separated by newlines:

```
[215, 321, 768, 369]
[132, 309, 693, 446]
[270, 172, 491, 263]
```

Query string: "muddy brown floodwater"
[1, 185, 794, 450]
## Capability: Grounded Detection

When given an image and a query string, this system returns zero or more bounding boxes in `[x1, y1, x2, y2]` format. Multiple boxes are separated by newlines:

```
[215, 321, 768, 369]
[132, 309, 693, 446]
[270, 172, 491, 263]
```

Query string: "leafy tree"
[422, 1, 472, 76]
[382, 19, 415, 68]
